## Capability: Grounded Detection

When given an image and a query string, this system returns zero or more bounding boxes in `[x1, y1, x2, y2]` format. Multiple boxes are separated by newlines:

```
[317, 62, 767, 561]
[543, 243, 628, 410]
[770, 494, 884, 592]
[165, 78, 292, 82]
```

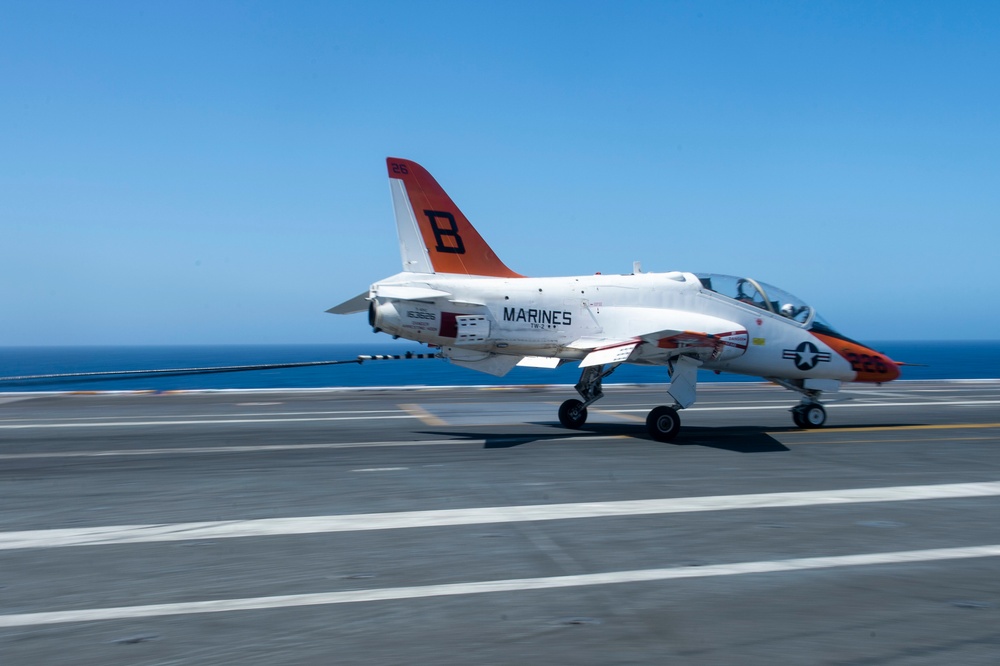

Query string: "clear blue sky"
[3, 1, 998, 345]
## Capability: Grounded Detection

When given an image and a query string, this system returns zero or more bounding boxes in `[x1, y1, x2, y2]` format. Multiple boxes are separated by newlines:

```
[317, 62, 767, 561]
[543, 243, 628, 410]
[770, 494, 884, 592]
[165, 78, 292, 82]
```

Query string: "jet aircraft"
[330, 158, 901, 441]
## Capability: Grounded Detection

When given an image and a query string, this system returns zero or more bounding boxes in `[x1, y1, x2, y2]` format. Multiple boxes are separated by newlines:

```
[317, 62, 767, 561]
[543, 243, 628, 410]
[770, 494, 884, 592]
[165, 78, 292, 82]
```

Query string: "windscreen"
[696, 273, 815, 326]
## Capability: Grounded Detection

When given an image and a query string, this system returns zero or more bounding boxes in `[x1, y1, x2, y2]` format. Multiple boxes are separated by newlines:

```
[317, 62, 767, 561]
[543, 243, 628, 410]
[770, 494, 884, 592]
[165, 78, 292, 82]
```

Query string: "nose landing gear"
[791, 402, 826, 429]
[769, 378, 837, 430]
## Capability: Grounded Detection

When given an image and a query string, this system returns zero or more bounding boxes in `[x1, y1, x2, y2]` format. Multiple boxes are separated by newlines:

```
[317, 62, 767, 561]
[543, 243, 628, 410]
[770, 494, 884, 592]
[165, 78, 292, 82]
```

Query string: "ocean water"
[0, 341, 998, 393]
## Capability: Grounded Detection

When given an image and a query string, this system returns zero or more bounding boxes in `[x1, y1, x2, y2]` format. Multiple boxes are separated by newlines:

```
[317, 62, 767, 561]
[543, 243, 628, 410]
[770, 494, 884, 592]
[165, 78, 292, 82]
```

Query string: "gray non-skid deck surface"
[2, 381, 999, 664]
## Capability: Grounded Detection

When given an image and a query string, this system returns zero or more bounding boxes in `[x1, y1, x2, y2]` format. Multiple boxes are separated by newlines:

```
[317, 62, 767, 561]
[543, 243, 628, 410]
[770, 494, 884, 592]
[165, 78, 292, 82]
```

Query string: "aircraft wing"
[657, 328, 747, 358]
[646, 330, 735, 348]
[568, 309, 749, 367]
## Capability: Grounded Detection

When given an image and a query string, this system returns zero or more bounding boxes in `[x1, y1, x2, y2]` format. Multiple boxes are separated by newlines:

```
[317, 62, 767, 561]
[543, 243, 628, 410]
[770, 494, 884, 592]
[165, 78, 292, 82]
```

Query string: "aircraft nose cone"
[856, 347, 900, 382]
[810, 333, 900, 383]
[882, 354, 902, 382]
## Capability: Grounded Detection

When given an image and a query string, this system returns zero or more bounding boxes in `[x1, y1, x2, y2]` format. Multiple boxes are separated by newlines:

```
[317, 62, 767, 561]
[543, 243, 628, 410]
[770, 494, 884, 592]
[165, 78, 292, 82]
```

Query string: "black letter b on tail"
[424, 210, 466, 254]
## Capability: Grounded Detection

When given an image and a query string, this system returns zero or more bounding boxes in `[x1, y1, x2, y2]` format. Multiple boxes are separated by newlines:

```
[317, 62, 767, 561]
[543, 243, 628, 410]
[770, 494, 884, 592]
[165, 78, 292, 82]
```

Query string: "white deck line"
[2, 545, 999, 627]
[2, 378, 998, 398]
[3, 398, 1000, 429]
[2, 480, 998, 551]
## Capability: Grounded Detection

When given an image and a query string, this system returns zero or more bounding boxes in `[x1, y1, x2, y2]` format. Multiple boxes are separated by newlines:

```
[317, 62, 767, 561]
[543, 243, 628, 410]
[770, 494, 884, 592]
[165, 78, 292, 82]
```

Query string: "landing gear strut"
[643, 356, 700, 442]
[558, 364, 617, 429]
[558, 355, 701, 443]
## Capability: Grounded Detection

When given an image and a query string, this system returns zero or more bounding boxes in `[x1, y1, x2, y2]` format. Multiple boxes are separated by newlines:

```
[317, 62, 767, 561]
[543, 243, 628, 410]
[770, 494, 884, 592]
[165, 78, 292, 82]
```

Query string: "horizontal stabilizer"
[376, 285, 452, 301]
[327, 292, 369, 315]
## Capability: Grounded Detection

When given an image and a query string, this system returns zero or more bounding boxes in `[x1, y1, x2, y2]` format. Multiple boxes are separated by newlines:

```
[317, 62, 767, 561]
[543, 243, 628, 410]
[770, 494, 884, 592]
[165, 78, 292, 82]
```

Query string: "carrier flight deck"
[2, 380, 999, 664]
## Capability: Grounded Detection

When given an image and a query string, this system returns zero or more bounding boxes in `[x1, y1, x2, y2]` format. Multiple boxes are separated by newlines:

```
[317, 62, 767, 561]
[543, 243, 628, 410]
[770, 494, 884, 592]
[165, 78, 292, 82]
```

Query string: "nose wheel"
[792, 403, 826, 429]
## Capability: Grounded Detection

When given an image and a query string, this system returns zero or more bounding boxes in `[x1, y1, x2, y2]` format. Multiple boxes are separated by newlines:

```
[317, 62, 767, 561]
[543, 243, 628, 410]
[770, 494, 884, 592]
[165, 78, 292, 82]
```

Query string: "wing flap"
[517, 356, 561, 369]
[580, 341, 640, 367]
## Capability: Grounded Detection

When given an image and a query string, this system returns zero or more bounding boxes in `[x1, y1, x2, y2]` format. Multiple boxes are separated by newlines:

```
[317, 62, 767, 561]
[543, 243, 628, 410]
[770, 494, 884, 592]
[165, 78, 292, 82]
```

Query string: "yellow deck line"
[784, 423, 1000, 434]
[398, 403, 449, 427]
[782, 436, 995, 446]
[589, 407, 646, 423]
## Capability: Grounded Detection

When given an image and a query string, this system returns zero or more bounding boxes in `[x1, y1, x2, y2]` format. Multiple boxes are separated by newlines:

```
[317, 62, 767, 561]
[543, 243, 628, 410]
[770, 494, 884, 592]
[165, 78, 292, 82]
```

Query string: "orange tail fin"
[386, 158, 523, 277]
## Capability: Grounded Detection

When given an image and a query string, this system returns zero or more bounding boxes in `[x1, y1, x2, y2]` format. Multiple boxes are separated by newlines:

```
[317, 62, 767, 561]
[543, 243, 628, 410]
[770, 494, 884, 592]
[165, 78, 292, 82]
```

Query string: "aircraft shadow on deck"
[419, 423, 791, 452]
[671, 425, 791, 452]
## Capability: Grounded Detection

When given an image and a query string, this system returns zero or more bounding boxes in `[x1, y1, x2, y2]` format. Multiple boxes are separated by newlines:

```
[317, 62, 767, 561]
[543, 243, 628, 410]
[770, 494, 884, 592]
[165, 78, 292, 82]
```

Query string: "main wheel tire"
[646, 405, 681, 442]
[802, 404, 826, 428]
[791, 406, 808, 428]
[558, 399, 587, 429]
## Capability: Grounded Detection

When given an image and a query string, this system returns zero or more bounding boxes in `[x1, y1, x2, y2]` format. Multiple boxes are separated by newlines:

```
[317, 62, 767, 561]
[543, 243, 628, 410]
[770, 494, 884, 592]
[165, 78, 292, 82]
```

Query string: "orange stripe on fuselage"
[810, 332, 900, 382]
[386, 158, 523, 278]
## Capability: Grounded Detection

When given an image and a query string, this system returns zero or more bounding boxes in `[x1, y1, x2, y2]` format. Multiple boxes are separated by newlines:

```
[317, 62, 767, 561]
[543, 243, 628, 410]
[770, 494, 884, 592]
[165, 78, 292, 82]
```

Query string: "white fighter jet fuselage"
[332, 158, 900, 441]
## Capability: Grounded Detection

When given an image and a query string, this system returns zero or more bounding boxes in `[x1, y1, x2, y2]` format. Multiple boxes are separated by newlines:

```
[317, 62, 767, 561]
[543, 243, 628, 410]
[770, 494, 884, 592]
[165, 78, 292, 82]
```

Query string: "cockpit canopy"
[696, 273, 837, 332]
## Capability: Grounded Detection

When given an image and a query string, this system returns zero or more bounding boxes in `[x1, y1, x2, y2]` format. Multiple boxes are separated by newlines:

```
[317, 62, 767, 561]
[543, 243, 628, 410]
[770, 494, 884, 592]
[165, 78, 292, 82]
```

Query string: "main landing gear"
[558, 356, 702, 443]
[558, 364, 615, 431]
[645, 405, 681, 441]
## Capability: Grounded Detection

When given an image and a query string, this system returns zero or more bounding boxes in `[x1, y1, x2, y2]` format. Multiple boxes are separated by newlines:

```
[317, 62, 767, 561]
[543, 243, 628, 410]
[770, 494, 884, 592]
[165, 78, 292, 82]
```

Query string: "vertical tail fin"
[386, 158, 523, 277]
